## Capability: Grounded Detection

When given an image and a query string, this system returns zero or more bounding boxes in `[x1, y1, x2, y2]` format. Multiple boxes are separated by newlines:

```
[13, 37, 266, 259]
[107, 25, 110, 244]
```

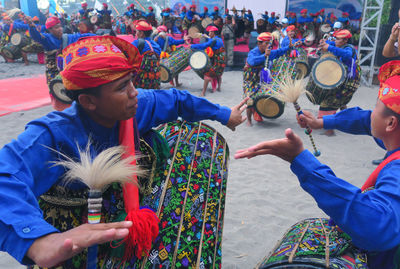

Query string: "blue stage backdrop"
[287, 0, 363, 28]
[169, 0, 225, 16]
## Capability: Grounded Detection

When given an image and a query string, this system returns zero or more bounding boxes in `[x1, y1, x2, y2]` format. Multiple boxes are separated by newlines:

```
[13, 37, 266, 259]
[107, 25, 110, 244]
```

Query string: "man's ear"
[78, 94, 97, 111]
[387, 116, 399, 132]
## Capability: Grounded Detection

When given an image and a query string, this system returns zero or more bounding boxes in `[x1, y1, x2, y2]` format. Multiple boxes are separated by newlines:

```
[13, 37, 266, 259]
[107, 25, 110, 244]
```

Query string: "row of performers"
[14, 16, 226, 110]
[243, 29, 360, 132]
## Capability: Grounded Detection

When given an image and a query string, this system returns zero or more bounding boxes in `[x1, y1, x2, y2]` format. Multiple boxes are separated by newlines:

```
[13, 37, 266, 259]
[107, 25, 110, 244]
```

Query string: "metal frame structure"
[357, 0, 384, 86]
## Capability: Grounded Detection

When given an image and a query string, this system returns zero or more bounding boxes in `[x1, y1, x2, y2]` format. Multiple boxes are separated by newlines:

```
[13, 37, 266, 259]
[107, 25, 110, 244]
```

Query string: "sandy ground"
[0, 58, 383, 268]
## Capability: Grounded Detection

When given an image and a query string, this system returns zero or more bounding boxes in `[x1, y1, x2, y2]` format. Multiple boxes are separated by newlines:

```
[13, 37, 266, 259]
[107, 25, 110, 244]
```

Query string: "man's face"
[335, 37, 347, 47]
[49, 23, 63, 38]
[257, 40, 269, 52]
[209, 31, 216, 38]
[288, 30, 295, 38]
[371, 99, 387, 139]
[136, 30, 145, 38]
[89, 73, 139, 126]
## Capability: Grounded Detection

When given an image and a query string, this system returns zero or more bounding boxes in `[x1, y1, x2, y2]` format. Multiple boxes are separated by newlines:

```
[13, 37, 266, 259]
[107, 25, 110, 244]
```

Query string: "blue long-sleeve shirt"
[29, 25, 94, 51]
[268, 17, 277, 24]
[191, 36, 224, 51]
[246, 46, 290, 66]
[291, 107, 400, 269]
[132, 37, 161, 56]
[186, 10, 199, 21]
[244, 13, 254, 22]
[298, 16, 313, 24]
[200, 12, 210, 18]
[155, 36, 184, 52]
[326, 40, 356, 67]
[0, 88, 231, 265]
[211, 11, 220, 19]
[280, 36, 302, 48]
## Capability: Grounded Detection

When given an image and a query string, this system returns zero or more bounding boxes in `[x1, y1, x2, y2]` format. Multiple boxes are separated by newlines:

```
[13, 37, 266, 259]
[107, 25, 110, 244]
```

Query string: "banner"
[168, 0, 225, 16]
[287, 0, 363, 28]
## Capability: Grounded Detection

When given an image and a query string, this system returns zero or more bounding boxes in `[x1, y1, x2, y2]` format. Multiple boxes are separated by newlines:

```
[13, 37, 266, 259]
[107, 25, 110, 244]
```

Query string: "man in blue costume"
[27, 16, 95, 111]
[200, 6, 210, 19]
[316, 29, 360, 136]
[211, 6, 220, 20]
[243, 32, 291, 125]
[280, 25, 302, 48]
[235, 60, 400, 269]
[0, 15, 29, 63]
[191, 25, 225, 96]
[132, 20, 162, 89]
[96, 2, 112, 29]
[0, 35, 248, 268]
[154, 24, 188, 86]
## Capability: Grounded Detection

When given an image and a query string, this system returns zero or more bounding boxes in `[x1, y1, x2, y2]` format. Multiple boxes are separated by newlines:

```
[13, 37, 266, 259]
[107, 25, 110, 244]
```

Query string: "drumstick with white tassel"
[270, 74, 321, 157]
[53, 143, 147, 269]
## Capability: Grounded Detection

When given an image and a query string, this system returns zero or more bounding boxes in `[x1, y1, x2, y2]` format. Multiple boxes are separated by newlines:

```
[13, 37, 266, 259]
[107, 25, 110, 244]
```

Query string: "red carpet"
[0, 75, 50, 116]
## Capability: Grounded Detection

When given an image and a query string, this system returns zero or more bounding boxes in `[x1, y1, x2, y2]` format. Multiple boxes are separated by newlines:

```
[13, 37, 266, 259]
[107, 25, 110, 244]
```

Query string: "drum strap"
[163, 36, 169, 52]
[8, 23, 13, 37]
[62, 34, 69, 50]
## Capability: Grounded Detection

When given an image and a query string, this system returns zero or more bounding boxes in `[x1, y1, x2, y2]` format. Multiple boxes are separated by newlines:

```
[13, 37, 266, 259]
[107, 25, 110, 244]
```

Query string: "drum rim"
[159, 64, 171, 83]
[189, 51, 210, 71]
[49, 79, 73, 104]
[295, 61, 310, 79]
[254, 95, 285, 119]
[311, 57, 347, 90]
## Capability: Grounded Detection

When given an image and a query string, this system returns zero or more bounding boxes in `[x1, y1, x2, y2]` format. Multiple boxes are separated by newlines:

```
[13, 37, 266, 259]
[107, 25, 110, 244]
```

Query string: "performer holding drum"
[243, 32, 290, 125]
[27, 16, 95, 111]
[190, 25, 225, 96]
[0, 35, 248, 269]
[236, 60, 400, 269]
[309, 29, 360, 136]
[132, 20, 161, 89]
[154, 25, 189, 86]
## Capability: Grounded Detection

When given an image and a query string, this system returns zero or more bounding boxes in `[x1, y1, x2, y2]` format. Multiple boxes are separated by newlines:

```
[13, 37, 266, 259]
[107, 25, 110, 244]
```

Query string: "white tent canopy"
[226, 0, 286, 21]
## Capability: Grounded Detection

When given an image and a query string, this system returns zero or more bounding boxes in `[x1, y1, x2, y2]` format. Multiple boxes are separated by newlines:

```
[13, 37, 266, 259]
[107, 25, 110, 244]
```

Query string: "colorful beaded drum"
[137, 120, 229, 268]
[257, 218, 368, 269]
[160, 46, 193, 83]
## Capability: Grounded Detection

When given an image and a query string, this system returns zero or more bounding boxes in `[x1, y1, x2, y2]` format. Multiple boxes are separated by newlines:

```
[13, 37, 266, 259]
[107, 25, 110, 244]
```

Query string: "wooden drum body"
[1, 43, 22, 59]
[160, 46, 193, 83]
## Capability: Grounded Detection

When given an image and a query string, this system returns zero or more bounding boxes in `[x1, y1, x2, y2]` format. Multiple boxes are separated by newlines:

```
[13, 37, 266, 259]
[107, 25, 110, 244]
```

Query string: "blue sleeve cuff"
[3, 218, 59, 264]
[290, 149, 322, 182]
[322, 114, 336, 130]
[216, 106, 231, 125]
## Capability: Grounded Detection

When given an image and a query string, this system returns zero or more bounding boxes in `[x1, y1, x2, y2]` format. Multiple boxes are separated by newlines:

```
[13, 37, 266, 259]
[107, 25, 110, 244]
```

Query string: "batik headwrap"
[60, 35, 142, 90]
[378, 60, 400, 114]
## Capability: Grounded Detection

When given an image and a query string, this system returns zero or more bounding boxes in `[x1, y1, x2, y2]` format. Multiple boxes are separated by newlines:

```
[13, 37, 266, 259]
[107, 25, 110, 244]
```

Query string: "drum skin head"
[311, 57, 347, 89]
[189, 51, 209, 70]
[295, 61, 310, 79]
[49, 78, 73, 104]
[10, 33, 22, 46]
[255, 96, 285, 119]
[159, 64, 171, 83]
[201, 17, 213, 28]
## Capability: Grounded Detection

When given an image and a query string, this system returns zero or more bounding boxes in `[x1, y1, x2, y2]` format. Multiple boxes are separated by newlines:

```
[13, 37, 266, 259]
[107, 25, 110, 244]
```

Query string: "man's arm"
[235, 128, 400, 251]
[383, 23, 400, 58]
[136, 88, 247, 134]
[291, 150, 400, 251]
[298, 107, 385, 149]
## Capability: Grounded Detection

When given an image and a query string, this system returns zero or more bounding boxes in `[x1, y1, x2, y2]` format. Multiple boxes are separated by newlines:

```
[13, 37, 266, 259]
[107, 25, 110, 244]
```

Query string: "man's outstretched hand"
[27, 221, 132, 268]
[226, 97, 249, 131]
[234, 128, 305, 163]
